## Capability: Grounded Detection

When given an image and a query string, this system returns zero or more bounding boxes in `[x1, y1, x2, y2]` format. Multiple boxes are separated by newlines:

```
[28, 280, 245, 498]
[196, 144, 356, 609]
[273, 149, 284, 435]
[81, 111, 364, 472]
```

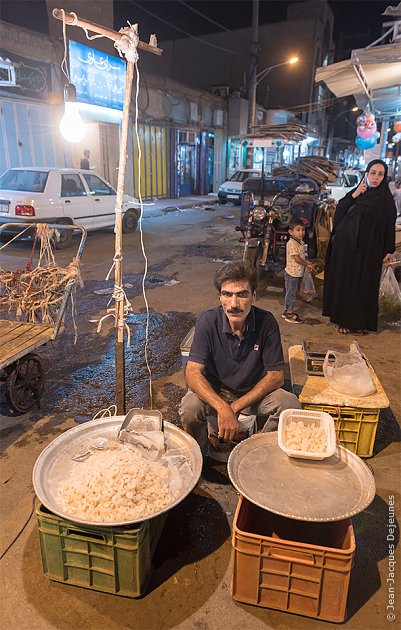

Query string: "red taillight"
[15, 205, 35, 216]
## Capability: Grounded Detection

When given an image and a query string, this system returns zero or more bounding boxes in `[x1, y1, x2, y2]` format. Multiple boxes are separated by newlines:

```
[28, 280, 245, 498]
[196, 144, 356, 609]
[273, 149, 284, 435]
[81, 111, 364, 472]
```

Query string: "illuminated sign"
[69, 40, 126, 110]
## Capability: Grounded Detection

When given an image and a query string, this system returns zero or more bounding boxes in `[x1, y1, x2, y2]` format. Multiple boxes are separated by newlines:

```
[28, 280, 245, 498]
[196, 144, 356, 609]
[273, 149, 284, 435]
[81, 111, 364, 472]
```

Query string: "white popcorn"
[284, 420, 327, 453]
[57, 447, 177, 522]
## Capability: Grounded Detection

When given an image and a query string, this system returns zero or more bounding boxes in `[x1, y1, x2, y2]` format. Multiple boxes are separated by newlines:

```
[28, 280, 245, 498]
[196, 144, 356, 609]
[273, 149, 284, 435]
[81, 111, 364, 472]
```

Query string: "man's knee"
[273, 388, 301, 412]
[179, 390, 207, 427]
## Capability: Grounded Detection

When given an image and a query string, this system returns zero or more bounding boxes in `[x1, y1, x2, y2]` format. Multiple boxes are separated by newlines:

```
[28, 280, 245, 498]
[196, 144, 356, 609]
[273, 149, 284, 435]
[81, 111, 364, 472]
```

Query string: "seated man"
[179, 260, 301, 455]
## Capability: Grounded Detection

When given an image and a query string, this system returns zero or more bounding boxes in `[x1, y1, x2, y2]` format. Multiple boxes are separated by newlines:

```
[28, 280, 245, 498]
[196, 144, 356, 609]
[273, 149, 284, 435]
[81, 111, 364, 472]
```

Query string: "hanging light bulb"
[59, 83, 86, 143]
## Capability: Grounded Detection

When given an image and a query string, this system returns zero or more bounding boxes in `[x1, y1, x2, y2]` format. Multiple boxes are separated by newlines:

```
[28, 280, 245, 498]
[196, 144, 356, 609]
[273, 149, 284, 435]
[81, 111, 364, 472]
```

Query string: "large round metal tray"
[227, 432, 375, 522]
[33, 417, 202, 526]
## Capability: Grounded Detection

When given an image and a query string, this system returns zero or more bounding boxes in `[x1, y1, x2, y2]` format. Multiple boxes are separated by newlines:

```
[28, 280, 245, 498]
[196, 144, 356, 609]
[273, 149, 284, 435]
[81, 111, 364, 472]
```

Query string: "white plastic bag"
[379, 266, 401, 316]
[299, 268, 317, 301]
[323, 343, 376, 397]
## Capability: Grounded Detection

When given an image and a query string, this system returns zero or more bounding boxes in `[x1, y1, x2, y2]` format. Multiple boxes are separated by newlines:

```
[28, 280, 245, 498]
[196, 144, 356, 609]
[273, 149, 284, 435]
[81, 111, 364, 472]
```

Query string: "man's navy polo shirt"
[188, 305, 284, 395]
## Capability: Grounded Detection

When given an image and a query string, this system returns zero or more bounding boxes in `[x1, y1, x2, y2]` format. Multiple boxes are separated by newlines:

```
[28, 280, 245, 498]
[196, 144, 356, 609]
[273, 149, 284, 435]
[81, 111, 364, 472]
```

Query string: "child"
[283, 217, 314, 323]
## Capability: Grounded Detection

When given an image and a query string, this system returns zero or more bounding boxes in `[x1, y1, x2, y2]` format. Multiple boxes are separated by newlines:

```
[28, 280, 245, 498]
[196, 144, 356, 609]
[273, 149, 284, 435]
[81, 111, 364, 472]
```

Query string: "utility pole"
[52, 8, 162, 414]
[247, 0, 259, 133]
[246, 0, 259, 166]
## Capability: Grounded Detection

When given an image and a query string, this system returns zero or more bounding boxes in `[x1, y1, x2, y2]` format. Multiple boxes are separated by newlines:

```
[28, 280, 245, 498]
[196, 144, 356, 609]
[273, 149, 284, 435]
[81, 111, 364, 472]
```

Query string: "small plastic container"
[278, 408, 336, 460]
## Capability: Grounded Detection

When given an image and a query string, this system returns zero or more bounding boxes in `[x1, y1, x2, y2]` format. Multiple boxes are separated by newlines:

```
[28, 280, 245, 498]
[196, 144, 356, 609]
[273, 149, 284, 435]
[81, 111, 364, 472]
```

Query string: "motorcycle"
[236, 189, 291, 269]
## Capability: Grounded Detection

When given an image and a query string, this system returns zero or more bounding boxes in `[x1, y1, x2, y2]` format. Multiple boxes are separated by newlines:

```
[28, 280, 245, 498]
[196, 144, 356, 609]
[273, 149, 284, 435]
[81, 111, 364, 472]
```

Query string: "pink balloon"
[357, 122, 377, 138]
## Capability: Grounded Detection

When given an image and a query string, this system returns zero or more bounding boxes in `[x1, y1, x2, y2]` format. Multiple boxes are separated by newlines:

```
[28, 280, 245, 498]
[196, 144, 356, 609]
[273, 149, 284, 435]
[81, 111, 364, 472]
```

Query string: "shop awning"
[315, 42, 401, 116]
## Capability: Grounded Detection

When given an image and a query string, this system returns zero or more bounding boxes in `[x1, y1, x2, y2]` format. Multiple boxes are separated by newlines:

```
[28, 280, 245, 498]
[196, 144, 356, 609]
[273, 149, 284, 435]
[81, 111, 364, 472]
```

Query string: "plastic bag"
[299, 268, 317, 301]
[323, 343, 376, 397]
[379, 266, 401, 316]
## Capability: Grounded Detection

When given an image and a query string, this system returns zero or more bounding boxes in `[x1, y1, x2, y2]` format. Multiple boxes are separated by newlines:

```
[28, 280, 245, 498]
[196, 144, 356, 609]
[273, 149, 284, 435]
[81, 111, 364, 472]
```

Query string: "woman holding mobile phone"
[323, 159, 396, 334]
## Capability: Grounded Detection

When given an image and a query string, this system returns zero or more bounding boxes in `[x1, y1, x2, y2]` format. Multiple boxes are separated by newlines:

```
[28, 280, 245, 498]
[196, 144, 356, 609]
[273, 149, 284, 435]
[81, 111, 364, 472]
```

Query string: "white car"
[0, 167, 139, 248]
[326, 171, 361, 203]
[218, 169, 262, 204]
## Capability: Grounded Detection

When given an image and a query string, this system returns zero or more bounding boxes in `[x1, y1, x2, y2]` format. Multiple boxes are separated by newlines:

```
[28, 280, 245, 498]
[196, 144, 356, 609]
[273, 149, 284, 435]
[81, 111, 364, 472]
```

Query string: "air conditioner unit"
[211, 86, 229, 98]
[0, 57, 17, 87]
[190, 102, 199, 122]
[213, 109, 223, 127]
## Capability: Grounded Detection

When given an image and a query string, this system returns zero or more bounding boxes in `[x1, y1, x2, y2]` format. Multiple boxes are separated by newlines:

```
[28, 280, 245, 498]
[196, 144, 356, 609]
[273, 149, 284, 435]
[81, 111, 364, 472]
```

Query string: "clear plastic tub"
[278, 408, 336, 460]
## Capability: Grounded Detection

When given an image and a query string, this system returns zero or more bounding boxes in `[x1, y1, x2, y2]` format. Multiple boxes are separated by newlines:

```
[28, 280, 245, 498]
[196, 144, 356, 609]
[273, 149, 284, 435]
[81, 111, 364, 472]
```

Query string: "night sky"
[0, 0, 395, 55]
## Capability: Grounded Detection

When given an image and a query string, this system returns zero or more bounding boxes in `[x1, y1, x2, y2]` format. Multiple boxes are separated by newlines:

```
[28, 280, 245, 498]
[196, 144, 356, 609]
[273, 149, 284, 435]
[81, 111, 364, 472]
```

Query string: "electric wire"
[127, 0, 237, 55]
[60, 9, 70, 82]
[134, 59, 153, 408]
[0, 494, 36, 560]
[177, 0, 231, 32]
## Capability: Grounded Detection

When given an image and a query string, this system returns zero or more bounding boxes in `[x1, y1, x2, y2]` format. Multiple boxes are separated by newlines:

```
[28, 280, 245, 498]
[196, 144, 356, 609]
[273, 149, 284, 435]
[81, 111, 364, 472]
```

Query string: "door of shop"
[178, 138, 197, 196]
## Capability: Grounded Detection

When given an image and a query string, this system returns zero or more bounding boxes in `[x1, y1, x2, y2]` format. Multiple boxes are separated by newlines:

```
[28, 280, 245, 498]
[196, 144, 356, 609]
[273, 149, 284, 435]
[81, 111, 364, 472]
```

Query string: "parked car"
[0, 167, 139, 248]
[325, 171, 361, 202]
[218, 169, 262, 204]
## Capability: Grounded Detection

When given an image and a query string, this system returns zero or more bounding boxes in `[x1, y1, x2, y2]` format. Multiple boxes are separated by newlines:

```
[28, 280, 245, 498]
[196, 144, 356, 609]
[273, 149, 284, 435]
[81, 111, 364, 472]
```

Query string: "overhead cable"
[178, 0, 231, 32]
[127, 0, 237, 54]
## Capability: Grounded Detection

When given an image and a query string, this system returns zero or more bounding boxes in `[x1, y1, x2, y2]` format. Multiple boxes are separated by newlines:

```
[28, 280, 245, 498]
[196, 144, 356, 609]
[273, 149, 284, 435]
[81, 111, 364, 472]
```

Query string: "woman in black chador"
[323, 159, 396, 334]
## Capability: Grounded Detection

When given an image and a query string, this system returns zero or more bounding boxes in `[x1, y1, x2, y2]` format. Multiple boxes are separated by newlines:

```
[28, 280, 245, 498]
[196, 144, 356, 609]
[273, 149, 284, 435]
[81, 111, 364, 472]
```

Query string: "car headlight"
[253, 207, 267, 221]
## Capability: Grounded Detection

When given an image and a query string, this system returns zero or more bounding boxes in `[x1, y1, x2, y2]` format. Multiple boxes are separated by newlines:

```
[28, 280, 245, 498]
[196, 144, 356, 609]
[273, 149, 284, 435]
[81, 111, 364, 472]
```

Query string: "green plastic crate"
[36, 504, 167, 597]
[301, 403, 379, 458]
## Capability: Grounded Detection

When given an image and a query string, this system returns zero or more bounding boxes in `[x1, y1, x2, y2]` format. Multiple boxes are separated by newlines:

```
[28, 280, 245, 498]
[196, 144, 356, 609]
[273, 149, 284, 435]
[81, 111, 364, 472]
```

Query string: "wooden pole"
[52, 9, 161, 413]
[114, 59, 134, 414]
[52, 9, 163, 56]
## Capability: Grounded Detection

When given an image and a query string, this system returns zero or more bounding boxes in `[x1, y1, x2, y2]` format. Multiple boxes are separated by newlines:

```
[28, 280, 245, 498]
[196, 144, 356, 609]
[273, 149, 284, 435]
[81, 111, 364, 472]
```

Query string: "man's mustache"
[227, 308, 243, 314]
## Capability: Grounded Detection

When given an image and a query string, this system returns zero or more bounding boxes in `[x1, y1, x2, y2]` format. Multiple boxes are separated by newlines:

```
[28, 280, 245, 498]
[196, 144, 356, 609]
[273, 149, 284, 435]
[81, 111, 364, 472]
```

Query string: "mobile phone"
[365, 174, 371, 188]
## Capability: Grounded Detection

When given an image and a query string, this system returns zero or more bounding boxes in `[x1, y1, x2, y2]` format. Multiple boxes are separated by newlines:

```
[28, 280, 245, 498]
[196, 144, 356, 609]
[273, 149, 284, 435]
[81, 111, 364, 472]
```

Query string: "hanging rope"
[0, 225, 82, 342]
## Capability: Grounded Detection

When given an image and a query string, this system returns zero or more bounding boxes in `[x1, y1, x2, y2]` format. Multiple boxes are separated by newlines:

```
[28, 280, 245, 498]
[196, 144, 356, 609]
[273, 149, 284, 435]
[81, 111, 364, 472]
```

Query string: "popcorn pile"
[58, 447, 176, 522]
[284, 420, 328, 453]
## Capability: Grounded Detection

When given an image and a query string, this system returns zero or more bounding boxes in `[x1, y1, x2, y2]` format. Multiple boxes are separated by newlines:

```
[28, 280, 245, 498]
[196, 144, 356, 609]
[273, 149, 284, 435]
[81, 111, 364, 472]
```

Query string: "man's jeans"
[179, 388, 301, 454]
[284, 271, 301, 311]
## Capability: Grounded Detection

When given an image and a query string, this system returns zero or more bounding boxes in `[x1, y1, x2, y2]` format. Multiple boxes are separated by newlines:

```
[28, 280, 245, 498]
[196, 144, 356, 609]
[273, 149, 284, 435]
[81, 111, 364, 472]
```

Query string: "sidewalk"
[137, 193, 219, 218]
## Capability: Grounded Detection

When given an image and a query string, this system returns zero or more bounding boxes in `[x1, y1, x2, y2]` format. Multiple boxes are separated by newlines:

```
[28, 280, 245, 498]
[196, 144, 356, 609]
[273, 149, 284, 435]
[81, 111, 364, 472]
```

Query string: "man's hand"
[217, 406, 239, 441]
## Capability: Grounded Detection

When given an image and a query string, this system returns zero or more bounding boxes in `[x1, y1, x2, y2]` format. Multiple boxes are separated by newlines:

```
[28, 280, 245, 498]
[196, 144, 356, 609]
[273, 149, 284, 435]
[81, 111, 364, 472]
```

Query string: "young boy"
[283, 217, 314, 323]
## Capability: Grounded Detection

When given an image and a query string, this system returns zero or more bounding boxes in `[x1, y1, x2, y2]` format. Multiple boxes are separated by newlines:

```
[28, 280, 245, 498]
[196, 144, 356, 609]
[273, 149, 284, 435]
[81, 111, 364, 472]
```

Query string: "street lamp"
[247, 56, 299, 132]
[326, 106, 359, 160]
[256, 56, 299, 85]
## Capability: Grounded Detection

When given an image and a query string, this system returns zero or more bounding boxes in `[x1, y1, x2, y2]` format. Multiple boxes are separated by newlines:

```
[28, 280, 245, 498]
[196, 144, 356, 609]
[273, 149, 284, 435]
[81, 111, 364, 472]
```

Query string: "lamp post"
[247, 56, 299, 133]
[326, 106, 359, 160]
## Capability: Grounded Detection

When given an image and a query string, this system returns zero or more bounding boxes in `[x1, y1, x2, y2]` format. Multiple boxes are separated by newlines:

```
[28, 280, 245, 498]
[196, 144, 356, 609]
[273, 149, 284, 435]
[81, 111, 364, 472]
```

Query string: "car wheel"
[53, 222, 73, 250]
[122, 209, 138, 233]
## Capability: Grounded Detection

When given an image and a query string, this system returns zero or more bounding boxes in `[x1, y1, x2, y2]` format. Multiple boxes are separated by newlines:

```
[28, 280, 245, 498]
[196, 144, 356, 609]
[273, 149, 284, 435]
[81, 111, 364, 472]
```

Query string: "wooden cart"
[0, 223, 86, 413]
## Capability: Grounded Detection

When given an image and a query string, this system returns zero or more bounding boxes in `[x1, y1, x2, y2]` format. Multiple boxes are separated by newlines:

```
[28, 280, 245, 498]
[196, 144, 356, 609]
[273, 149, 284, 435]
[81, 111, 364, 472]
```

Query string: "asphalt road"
[0, 202, 400, 629]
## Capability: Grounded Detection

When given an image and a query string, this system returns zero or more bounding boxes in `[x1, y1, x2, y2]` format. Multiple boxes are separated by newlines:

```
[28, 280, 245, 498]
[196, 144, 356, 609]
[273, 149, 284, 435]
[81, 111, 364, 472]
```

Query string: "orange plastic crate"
[231, 496, 355, 623]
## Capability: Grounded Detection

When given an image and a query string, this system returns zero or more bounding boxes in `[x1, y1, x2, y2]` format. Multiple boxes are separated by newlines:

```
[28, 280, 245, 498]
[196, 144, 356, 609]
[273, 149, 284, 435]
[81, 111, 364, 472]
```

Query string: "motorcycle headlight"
[253, 207, 267, 221]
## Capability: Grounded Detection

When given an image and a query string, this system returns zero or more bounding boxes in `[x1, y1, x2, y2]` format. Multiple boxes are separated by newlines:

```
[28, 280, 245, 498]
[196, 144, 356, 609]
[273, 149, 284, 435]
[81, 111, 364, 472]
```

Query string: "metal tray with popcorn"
[278, 409, 337, 460]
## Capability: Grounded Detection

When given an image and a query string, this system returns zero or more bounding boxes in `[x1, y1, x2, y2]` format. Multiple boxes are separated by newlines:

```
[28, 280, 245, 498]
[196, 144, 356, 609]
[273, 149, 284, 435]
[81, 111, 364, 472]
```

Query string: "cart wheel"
[6, 353, 44, 413]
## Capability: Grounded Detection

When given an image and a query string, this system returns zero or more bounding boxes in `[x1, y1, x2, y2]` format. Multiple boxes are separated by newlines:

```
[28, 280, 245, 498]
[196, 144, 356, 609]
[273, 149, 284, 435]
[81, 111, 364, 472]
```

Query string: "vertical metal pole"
[247, 0, 259, 136]
[380, 117, 390, 160]
[115, 60, 135, 414]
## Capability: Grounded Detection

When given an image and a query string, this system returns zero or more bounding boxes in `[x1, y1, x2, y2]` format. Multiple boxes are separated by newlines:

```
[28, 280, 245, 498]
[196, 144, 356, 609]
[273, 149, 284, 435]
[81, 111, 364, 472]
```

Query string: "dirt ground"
[0, 203, 400, 630]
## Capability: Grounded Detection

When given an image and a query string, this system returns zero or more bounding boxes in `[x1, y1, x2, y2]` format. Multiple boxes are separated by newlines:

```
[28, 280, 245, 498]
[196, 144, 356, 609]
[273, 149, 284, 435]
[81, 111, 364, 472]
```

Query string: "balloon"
[364, 113, 376, 129]
[357, 122, 377, 138]
[355, 135, 377, 149]
[394, 121, 401, 133]
[356, 115, 366, 127]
